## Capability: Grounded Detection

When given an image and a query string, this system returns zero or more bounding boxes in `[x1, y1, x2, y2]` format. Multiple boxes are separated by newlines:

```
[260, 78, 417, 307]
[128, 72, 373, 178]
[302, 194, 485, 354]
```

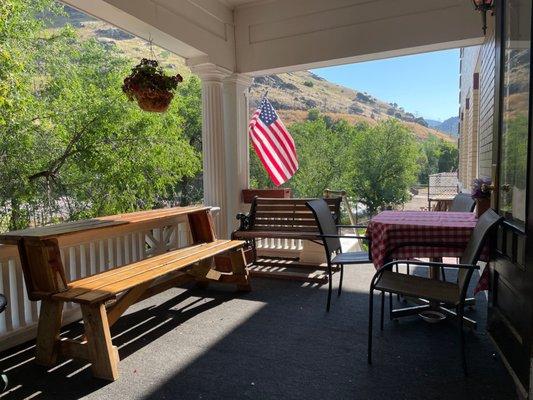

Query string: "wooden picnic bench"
[232, 197, 341, 282]
[0, 206, 250, 381]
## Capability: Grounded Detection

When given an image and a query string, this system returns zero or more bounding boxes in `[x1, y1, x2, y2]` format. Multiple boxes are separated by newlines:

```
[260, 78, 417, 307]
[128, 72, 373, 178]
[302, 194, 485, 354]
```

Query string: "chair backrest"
[0, 294, 6, 314]
[306, 199, 342, 256]
[246, 197, 341, 231]
[449, 193, 476, 212]
[458, 209, 503, 294]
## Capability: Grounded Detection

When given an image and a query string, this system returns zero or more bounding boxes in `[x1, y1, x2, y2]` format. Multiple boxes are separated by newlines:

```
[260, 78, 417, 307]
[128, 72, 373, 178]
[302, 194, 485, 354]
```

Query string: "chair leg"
[389, 292, 393, 320]
[368, 288, 374, 364]
[0, 371, 6, 393]
[338, 264, 344, 297]
[457, 305, 467, 376]
[326, 264, 332, 312]
[380, 291, 385, 331]
[441, 266, 447, 282]
[394, 265, 401, 302]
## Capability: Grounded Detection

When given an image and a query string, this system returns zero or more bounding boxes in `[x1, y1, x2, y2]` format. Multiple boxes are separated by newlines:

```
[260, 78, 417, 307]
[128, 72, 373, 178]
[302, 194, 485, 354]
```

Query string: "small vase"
[475, 197, 491, 218]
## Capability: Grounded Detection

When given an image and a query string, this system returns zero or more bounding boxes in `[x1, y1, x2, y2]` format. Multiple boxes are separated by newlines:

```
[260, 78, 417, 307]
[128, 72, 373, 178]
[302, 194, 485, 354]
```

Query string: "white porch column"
[188, 62, 232, 237]
[188, 62, 252, 238]
[223, 74, 253, 236]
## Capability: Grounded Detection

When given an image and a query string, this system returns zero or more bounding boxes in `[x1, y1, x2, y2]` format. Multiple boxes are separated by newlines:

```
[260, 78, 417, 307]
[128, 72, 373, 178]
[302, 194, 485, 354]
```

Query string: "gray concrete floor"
[0, 263, 517, 400]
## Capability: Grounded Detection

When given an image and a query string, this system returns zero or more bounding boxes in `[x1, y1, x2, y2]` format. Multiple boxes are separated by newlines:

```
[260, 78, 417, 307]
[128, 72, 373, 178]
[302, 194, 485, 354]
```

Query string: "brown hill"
[249, 71, 456, 143]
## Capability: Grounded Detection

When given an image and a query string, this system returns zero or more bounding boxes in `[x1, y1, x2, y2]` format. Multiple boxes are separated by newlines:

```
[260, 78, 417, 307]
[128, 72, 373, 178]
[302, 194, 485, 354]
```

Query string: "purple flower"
[471, 177, 492, 199]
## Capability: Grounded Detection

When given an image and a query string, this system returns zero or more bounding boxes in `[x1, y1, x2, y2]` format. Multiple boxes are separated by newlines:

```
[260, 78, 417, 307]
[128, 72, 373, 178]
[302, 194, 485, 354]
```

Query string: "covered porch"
[0, 0, 527, 399]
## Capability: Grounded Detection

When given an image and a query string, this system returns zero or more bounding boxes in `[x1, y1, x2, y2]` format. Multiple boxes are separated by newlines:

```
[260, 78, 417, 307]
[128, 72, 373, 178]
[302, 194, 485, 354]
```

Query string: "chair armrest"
[320, 234, 369, 240]
[336, 224, 368, 229]
[379, 259, 478, 271]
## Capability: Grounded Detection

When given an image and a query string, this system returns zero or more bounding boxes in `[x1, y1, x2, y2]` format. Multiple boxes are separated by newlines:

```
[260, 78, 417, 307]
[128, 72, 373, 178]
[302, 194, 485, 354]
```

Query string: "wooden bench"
[0, 206, 251, 381]
[232, 197, 341, 282]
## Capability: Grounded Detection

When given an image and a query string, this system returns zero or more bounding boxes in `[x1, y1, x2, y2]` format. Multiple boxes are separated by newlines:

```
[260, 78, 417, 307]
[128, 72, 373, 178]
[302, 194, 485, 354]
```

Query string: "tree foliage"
[0, 0, 201, 230]
[418, 134, 459, 184]
[342, 119, 420, 214]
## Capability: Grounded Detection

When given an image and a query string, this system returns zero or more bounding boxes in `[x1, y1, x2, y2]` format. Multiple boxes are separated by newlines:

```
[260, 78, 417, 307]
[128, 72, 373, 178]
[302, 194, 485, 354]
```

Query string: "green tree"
[418, 134, 458, 184]
[0, 0, 201, 230]
[343, 120, 420, 214]
[437, 141, 459, 173]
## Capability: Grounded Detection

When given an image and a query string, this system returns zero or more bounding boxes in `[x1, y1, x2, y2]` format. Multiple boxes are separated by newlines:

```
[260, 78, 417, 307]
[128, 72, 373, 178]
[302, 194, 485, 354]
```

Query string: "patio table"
[366, 210, 485, 328]
[367, 210, 478, 269]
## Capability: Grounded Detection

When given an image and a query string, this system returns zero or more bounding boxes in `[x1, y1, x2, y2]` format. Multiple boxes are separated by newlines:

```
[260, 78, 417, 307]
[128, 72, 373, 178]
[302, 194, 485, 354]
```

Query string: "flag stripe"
[250, 133, 284, 185]
[255, 120, 296, 174]
[251, 128, 291, 180]
[269, 121, 298, 169]
[274, 119, 296, 153]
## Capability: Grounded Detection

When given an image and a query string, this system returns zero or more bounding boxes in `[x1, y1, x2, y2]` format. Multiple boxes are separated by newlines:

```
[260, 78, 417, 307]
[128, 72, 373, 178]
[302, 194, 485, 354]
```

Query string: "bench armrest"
[235, 212, 251, 231]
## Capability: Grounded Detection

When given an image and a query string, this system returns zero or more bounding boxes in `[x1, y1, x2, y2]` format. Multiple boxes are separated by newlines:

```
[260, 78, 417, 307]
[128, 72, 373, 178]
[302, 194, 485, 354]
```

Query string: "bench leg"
[107, 281, 153, 328]
[194, 259, 213, 289]
[81, 303, 119, 381]
[35, 299, 63, 367]
[230, 248, 251, 292]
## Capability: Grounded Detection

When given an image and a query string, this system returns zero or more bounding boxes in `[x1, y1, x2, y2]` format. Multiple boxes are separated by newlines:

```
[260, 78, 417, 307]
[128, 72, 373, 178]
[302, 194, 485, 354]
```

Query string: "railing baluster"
[8, 261, 19, 329]
[13, 259, 26, 328]
[98, 240, 105, 273]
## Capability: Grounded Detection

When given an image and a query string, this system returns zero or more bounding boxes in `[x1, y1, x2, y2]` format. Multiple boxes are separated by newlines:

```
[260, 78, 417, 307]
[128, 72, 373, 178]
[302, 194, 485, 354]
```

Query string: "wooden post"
[35, 299, 64, 366]
[188, 210, 217, 243]
[19, 238, 67, 301]
[81, 303, 119, 381]
[230, 248, 251, 292]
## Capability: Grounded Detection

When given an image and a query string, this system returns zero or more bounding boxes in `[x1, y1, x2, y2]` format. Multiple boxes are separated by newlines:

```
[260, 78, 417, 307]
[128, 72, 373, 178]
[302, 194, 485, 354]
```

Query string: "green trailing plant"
[122, 58, 183, 112]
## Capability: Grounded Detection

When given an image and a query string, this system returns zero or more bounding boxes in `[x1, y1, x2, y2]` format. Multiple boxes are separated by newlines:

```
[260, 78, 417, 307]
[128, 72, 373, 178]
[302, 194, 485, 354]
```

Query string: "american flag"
[249, 98, 299, 186]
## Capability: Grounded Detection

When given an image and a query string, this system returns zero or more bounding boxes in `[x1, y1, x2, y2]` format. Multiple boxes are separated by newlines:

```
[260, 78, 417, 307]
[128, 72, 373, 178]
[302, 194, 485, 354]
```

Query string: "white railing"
[0, 217, 192, 351]
[256, 237, 303, 253]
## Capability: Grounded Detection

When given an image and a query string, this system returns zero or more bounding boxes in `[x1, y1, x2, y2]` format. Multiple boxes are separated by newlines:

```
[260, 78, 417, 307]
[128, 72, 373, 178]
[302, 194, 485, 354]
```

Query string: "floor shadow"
[0, 264, 517, 400]
[0, 284, 236, 399]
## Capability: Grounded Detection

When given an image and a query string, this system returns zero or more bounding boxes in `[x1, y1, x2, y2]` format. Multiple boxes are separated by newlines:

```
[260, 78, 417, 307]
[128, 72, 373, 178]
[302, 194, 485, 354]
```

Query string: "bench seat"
[53, 239, 244, 305]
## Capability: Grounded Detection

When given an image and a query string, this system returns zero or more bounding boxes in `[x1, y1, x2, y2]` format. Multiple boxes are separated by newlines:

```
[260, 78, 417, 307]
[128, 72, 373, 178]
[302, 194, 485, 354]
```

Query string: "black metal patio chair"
[449, 192, 476, 212]
[367, 209, 502, 374]
[306, 199, 372, 312]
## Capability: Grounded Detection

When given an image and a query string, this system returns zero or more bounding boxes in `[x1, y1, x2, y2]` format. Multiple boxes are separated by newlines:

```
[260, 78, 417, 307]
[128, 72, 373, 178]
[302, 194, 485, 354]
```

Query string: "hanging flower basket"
[122, 58, 183, 112]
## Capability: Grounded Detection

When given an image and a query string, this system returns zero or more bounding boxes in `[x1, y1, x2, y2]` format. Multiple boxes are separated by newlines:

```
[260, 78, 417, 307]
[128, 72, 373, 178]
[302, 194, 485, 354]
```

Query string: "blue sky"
[311, 49, 460, 122]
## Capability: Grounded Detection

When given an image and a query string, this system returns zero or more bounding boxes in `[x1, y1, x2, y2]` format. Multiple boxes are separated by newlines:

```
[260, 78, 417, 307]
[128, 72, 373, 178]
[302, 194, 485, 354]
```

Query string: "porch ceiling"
[62, 0, 485, 74]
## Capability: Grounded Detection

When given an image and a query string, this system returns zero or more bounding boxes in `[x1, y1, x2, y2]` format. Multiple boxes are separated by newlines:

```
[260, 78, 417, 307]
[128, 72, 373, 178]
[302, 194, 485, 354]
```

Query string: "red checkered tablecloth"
[367, 211, 477, 268]
[366, 211, 490, 292]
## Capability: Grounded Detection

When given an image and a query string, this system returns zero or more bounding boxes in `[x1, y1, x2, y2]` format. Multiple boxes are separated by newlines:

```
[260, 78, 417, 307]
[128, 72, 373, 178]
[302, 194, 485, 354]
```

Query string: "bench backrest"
[246, 197, 342, 233]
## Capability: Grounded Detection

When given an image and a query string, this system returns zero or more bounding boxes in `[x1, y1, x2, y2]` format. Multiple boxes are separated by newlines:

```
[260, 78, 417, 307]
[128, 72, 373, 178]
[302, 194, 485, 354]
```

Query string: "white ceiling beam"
[234, 0, 485, 74]
[62, 0, 236, 71]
